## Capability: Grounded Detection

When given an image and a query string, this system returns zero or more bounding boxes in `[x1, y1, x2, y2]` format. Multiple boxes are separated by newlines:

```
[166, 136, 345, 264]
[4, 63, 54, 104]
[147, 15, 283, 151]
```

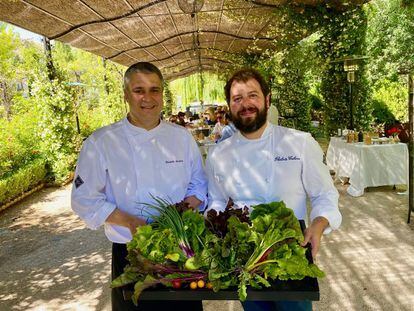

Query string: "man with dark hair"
[72, 62, 206, 310]
[123, 61, 164, 88]
[206, 68, 342, 311]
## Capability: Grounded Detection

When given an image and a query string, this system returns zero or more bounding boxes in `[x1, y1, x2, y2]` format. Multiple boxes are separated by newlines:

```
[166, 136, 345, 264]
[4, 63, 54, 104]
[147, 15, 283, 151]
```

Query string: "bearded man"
[205, 68, 342, 311]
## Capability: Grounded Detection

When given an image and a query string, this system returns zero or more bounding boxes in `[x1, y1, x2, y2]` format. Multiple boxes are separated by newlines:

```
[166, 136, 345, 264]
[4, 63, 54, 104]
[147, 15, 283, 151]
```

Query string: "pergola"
[0, 0, 367, 80]
[1, 0, 412, 223]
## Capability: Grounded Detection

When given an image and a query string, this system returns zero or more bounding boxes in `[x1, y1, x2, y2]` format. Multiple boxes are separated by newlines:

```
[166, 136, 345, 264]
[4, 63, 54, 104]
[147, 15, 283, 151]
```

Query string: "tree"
[366, 0, 414, 123]
[0, 23, 20, 120]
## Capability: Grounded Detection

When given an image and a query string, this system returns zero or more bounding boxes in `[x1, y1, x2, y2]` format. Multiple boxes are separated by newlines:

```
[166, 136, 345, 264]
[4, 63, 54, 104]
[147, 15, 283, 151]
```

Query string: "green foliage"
[0, 26, 127, 199]
[0, 158, 46, 205]
[371, 98, 397, 125]
[0, 111, 42, 179]
[169, 73, 225, 111]
[0, 23, 22, 120]
[273, 48, 311, 132]
[115, 201, 323, 303]
[317, 7, 371, 134]
[163, 82, 173, 116]
[372, 78, 407, 122]
[366, 0, 414, 83]
[53, 42, 126, 138]
[366, 0, 413, 123]
[31, 73, 82, 183]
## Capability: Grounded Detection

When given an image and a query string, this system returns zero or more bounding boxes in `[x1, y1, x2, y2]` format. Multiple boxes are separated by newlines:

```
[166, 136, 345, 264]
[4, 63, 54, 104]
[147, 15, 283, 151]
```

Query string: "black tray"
[123, 220, 319, 301]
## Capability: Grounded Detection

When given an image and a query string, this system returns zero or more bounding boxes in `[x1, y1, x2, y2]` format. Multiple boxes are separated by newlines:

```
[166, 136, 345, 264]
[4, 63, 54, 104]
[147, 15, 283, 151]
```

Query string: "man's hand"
[106, 208, 146, 236]
[300, 216, 329, 259]
[183, 195, 202, 209]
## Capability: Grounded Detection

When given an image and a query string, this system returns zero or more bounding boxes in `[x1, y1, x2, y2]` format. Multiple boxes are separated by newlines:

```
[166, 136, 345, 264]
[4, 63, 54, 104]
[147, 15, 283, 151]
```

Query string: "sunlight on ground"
[1, 183, 413, 310]
[314, 182, 414, 311]
[29, 289, 110, 311]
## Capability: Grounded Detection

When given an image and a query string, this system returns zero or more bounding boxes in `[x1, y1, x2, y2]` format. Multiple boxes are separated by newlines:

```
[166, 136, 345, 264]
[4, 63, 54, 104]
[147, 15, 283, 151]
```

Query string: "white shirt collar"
[235, 121, 273, 142]
[123, 117, 164, 136]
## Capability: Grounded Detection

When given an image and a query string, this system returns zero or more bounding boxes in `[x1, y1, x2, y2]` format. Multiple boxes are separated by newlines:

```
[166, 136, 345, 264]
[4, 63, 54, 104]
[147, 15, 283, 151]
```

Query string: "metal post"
[269, 75, 274, 105]
[74, 72, 82, 135]
[102, 57, 110, 96]
[408, 74, 413, 223]
[349, 82, 354, 130]
[42, 37, 56, 81]
[75, 114, 81, 134]
[200, 71, 204, 102]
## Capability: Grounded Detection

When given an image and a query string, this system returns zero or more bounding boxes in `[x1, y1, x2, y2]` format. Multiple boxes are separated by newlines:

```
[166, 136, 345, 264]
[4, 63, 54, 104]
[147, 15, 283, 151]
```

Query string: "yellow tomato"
[197, 280, 205, 288]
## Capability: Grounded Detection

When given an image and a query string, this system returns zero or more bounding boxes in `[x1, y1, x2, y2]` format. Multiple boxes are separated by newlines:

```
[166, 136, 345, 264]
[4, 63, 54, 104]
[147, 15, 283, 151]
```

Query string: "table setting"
[326, 135, 408, 197]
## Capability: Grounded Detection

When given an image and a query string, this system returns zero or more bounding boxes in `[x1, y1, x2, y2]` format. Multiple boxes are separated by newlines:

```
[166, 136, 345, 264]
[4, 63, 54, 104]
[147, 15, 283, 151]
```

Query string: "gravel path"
[0, 182, 412, 310]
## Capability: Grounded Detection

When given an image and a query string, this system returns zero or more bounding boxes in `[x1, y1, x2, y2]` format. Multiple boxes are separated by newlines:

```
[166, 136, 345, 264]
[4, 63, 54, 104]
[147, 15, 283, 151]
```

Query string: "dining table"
[326, 137, 408, 197]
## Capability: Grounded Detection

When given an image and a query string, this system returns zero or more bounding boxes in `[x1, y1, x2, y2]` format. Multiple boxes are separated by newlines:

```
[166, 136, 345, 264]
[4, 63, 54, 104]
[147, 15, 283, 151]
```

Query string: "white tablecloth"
[326, 137, 408, 196]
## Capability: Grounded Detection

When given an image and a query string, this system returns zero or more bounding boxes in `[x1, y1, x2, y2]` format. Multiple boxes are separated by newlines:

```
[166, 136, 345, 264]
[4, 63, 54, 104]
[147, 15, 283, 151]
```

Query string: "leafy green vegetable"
[143, 196, 195, 258]
[111, 199, 325, 304]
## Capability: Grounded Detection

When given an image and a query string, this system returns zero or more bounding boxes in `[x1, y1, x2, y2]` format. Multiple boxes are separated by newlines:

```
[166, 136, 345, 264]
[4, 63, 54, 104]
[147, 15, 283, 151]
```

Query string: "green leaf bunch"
[112, 200, 325, 304]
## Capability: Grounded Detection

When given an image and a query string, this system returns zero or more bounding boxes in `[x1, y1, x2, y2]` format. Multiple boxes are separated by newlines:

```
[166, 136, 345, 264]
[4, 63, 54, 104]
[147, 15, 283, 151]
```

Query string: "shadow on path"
[0, 183, 413, 311]
[0, 185, 111, 311]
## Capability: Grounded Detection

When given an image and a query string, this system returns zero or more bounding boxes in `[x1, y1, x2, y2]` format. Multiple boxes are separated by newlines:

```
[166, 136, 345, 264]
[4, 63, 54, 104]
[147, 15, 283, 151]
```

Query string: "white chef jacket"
[71, 118, 207, 243]
[205, 122, 341, 233]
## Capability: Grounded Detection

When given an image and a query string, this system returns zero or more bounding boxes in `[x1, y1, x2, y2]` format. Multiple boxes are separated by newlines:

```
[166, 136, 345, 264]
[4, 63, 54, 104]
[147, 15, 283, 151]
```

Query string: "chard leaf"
[254, 274, 271, 287]
[238, 271, 250, 301]
[238, 281, 248, 302]
[132, 275, 157, 306]
[110, 268, 140, 288]
[208, 270, 232, 281]
[249, 278, 260, 289]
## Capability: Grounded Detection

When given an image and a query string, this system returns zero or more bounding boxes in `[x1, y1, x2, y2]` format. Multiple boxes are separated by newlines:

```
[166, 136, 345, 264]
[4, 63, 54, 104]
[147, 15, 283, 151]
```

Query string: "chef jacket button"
[265, 178, 270, 183]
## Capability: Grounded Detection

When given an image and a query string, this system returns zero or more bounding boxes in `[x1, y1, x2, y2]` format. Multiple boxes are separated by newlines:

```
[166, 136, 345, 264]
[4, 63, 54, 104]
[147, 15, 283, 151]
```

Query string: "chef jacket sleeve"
[302, 134, 342, 234]
[204, 149, 227, 213]
[71, 137, 117, 230]
[185, 138, 208, 210]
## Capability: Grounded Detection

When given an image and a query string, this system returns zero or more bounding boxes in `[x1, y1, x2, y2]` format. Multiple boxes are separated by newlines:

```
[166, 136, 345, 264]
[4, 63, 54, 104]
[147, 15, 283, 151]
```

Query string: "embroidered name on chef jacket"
[165, 159, 184, 164]
[274, 155, 300, 161]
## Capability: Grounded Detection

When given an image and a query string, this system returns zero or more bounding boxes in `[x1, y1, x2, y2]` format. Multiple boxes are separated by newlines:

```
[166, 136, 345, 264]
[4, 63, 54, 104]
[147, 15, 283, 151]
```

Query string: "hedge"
[0, 158, 47, 205]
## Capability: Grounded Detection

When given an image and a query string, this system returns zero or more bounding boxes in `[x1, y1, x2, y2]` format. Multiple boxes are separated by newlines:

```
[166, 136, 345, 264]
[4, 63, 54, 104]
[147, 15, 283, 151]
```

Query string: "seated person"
[203, 110, 216, 126]
[168, 114, 178, 124]
[211, 111, 227, 142]
[217, 113, 237, 143]
[177, 111, 186, 127]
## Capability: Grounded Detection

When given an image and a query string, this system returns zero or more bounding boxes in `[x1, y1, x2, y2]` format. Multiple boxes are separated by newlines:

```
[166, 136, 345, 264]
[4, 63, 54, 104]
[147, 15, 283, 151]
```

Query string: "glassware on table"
[364, 133, 372, 145]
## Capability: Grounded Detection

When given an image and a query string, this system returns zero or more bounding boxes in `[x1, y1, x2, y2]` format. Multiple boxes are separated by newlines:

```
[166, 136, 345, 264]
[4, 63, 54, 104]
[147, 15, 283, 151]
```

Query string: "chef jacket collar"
[235, 121, 273, 142]
[123, 117, 165, 136]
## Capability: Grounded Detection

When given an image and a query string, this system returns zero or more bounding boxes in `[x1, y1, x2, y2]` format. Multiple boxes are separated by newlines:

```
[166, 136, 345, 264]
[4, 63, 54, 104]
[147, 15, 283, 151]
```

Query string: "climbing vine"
[31, 70, 81, 184]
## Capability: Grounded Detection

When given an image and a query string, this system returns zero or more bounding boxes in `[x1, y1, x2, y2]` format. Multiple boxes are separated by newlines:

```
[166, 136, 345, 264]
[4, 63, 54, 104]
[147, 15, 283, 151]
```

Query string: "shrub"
[0, 111, 41, 179]
[0, 158, 46, 205]
[372, 79, 407, 122]
[31, 76, 82, 184]
[371, 98, 396, 125]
